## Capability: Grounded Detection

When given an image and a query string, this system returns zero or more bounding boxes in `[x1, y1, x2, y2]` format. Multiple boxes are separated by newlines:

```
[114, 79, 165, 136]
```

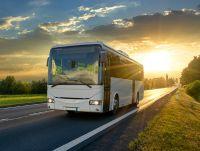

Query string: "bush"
[12, 81, 31, 94]
[181, 56, 200, 85]
[186, 80, 200, 101]
[0, 76, 16, 94]
[31, 79, 47, 94]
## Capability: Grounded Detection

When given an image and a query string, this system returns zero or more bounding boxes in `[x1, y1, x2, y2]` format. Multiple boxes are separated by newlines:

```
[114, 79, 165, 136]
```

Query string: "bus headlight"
[48, 98, 54, 103]
[89, 100, 102, 105]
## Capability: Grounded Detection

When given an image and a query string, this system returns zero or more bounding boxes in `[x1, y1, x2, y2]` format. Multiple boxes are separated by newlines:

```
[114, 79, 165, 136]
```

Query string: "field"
[0, 94, 47, 108]
[129, 89, 200, 151]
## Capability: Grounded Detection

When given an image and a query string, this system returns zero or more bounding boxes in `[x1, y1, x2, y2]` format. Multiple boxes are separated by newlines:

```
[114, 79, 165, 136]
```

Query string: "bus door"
[103, 53, 111, 112]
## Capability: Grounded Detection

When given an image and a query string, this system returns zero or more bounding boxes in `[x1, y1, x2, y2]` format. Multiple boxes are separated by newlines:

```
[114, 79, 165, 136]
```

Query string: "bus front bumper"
[48, 98, 103, 113]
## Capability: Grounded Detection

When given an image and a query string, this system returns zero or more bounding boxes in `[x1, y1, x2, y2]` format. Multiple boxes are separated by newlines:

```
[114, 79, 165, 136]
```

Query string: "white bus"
[47, 42, 144, 114]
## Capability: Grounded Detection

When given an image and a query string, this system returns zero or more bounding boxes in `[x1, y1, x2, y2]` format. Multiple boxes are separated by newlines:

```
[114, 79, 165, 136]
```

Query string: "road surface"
[0, 87, 176, 151]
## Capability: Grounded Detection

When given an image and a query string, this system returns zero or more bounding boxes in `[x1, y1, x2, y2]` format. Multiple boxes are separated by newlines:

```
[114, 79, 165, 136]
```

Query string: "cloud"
[0, 28, 51, 80]
[17, 29, 32, 35]
[39, 13, 96, 33]
[0, 16, 30, 30]
[163, 8, 200, 16]
[0, 53, 48, 80]
[39, 5, 126, 34]
[112, 19, 134, 28]
[38, 8, 200, 57]
[0, 55, 46, 72]
[0, 28, 53, 55]
[2, 9, 200, 55]
[78, 5, 126, 17]
[197, 4, 200, 10]
[1, 8, 200, 80]
[86, 9, 200, 43]
[29, 0, 50, 7]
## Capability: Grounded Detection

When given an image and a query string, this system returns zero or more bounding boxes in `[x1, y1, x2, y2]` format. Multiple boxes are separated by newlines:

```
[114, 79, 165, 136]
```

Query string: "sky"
[0, 0, 200, 80]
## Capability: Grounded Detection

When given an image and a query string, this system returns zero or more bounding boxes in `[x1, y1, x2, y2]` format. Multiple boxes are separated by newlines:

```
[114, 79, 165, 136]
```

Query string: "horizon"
[0, 0, 200, 80]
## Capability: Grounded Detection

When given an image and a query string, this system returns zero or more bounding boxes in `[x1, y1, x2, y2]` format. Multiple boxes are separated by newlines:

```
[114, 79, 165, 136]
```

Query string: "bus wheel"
[112, 95, 119, 115]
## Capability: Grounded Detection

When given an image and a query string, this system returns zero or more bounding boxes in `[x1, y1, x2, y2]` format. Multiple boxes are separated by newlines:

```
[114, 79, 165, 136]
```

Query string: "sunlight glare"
[134, 50, 172, 72]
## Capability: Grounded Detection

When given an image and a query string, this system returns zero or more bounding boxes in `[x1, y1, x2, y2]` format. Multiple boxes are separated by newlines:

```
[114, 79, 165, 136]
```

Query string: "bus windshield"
[48, 45, 100, 85]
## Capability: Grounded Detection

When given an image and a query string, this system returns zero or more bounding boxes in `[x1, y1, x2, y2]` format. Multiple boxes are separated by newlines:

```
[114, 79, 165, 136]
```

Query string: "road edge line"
[53, 87, 177, 151]
[54, 108, 138, 151]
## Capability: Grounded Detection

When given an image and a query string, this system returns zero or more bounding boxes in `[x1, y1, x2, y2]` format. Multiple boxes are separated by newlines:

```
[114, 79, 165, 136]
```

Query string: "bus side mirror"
[46, 57, 49, 67]
[100, 52, 107, 63]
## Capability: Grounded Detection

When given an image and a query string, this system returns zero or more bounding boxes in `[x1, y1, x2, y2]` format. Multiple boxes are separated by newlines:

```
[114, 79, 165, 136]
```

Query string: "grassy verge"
[0, 94, 47, 108]
[129, 89, 200, 151]
[186, 80, 200, 102]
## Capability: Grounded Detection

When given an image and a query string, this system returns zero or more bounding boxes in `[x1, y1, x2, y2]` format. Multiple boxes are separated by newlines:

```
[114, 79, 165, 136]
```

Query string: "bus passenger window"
[71, 60, 76, 68]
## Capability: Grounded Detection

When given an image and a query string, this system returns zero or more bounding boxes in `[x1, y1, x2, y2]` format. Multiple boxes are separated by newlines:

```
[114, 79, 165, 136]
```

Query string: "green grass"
[0, 94, 47, 107]
[129, 89, 200, 151]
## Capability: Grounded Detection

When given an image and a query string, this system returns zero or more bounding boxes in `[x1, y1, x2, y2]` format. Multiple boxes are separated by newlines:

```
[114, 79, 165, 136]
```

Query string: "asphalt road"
[0, 103, 49, 121]
[0, 87, 176, 151]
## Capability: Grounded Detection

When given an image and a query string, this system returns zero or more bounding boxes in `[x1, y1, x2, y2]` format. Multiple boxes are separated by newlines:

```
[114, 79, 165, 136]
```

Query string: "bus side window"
[71, 60, 77, 68]
[110, 53, 120, 78]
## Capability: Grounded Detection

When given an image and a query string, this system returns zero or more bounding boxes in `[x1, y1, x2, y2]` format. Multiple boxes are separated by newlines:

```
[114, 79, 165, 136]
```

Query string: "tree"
[144, 76, 175, 90]
[0, 76, 46, 94]
[167, 78, 175, 86]
[180, 56, 200, 85]
[31, 79, 47, 94]
[12, 81, 31, 94]
[0, 76, 16, 94]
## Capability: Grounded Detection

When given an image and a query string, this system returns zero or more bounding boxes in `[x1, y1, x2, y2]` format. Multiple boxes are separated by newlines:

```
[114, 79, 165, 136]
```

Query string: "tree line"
[0, 75, 177, 94]
[0, 76, 47, 94]
[180, 55, 200, 85]
[144, 76, 176, 90]
[180, 55, 200, 101]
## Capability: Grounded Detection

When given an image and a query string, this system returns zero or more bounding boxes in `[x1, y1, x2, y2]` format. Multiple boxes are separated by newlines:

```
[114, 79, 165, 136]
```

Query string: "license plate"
[65, 107, 77, 111]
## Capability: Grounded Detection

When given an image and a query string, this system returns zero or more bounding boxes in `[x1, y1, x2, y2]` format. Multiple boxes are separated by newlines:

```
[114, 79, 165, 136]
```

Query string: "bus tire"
[111, 94, 119, 115]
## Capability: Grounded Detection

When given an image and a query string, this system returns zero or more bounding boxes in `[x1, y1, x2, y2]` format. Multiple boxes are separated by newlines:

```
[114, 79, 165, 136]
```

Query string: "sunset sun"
[0, 1, 200, 150]
[134, 50, 172, 73]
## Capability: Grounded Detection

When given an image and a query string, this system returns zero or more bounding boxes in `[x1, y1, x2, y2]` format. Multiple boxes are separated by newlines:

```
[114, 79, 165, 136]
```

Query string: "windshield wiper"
[51, 75, 71, 87]
[71, 79, 92, 88]
[51, 82, 69, 88]
[51, 77, 92, 88]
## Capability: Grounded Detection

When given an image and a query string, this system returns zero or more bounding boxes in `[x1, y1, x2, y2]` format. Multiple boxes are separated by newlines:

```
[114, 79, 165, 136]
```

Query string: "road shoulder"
[129, 89, 200, 151]
[81, 91, 175, 151]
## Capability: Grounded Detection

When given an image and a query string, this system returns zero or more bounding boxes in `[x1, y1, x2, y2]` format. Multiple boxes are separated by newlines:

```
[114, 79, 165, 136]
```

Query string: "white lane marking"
[0, 110, 53, 123]
[0, 103, 47, 110]
[54, 108, 138, 151]
[29, 110, 52, 116]
[0, 118, 9, 122]
[54, 87, 176, 151]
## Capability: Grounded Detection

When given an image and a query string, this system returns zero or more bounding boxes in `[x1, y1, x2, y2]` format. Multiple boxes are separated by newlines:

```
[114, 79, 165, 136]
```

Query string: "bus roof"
[51, 42, 104, 49]
[51, 42, 143, 67]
